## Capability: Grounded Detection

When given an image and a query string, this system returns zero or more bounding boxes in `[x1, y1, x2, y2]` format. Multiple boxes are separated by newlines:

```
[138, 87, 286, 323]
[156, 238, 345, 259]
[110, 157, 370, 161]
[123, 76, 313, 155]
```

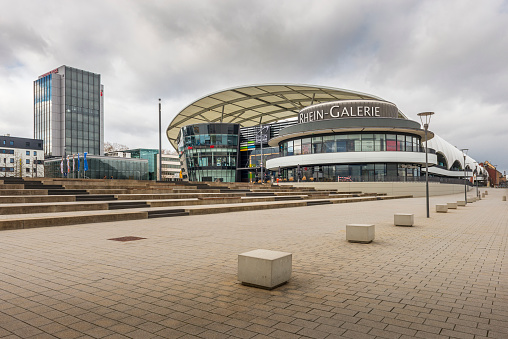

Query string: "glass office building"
[34, 66, 104, 157]
[178, 123, 240, 182]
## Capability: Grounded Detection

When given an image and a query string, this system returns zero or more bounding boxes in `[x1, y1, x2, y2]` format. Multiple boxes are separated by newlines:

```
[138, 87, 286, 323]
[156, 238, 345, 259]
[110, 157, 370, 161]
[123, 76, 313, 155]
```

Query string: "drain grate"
[108, 236, 146, 242]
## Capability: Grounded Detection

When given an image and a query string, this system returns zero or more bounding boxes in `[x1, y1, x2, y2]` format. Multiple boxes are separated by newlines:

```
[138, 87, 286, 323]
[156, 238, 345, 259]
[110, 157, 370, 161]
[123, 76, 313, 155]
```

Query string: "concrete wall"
[279, 181, 472, 197]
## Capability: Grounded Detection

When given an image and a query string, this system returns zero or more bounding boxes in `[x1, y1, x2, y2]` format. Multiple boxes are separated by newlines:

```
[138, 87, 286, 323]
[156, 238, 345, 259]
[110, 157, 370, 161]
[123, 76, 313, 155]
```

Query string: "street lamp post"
[461, 149, 468, 204]
[158, 99, 162, 182]
[473, 161, 479, 198]
[417, 112, 434, 218]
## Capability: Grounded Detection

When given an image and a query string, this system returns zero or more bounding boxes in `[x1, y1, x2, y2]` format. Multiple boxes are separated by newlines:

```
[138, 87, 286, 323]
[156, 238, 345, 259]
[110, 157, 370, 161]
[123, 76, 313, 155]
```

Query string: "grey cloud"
[0, 0, 507, 171]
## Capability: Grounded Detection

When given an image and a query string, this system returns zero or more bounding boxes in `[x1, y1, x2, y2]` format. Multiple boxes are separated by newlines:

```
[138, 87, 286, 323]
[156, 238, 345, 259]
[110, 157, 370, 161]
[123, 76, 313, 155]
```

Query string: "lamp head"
[417, 112, 434, 129]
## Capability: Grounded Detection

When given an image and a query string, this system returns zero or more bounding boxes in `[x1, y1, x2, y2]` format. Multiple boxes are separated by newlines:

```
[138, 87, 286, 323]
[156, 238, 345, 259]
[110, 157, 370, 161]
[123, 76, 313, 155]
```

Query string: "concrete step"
[0, 195, 76, 204]
[0, 189, 48, 195]
[0, 194, 412, 231]
[147, 209, 189, 218]
[76, 195, 117, 201]
[108, 201, 150, 210]
[48, 189, 89, 195]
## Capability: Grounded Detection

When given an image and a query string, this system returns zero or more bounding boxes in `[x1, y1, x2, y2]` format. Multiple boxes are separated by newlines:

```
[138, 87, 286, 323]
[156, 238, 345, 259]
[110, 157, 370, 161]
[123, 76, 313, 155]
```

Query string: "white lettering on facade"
[300, 110, 325, 123]
[330, 106, 340, 117]
[374, 107, 380, 117]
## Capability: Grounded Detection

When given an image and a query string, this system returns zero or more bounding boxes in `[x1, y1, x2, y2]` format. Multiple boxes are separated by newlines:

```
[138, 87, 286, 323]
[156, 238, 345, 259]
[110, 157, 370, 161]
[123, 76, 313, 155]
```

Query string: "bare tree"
[104, 141, 129, 153]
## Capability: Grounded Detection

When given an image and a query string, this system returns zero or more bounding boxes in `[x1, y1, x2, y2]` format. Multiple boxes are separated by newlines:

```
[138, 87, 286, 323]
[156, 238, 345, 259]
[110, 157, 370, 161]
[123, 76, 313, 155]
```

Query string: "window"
[26, 168, 30, 173]
[26, 159, 30, 164]
[26, 142, 30, 147]
[301, 138, 311, 154]
[335, 135, 347, 152]
[311, 136, 322, 154]
[9, 141, 13, 146]
[26, 151, 30, 156]
[361, 134, 374, 152]
[10, 158, 14, 163]
[2, 140, 5, 145]
[34, 151, 37, 156]
[323, 136, 335, 153]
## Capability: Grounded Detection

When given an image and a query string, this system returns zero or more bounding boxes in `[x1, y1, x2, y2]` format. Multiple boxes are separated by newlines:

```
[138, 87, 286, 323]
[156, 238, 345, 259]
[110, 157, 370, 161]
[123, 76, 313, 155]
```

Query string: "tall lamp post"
[158, 99, 162, 182]
[473, 161, 479, 198]
[417, 112, 434, 218]
[461, 149, 468, 204]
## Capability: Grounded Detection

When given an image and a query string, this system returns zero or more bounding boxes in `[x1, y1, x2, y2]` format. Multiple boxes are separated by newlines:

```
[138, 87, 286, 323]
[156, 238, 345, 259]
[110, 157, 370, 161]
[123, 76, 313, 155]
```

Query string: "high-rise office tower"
[34, 65, 104, 157]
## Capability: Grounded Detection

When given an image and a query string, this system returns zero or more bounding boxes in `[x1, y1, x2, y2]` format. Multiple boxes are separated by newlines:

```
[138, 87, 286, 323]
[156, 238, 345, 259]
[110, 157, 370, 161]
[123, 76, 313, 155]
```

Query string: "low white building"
[156, 153, 181, 181]
[0, 135, 44, 177]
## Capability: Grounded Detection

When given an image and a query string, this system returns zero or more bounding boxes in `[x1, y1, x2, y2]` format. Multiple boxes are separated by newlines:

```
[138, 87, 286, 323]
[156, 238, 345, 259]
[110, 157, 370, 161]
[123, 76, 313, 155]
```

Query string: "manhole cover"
[108, 236, 146, 242]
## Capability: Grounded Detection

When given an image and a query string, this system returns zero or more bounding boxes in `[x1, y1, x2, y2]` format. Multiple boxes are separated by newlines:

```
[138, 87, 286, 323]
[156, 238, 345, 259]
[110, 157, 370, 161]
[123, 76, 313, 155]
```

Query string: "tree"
[104, 141, 129, 153]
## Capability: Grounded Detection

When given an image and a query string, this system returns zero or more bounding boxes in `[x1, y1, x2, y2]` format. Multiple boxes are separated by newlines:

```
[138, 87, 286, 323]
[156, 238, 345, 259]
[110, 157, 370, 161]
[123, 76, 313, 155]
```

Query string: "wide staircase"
[0, 177, 412, 230]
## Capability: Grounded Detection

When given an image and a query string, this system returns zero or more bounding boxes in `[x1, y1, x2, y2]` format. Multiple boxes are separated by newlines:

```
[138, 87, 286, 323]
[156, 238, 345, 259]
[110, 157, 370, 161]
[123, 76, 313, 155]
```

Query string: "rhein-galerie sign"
[298, 100, 398, 124]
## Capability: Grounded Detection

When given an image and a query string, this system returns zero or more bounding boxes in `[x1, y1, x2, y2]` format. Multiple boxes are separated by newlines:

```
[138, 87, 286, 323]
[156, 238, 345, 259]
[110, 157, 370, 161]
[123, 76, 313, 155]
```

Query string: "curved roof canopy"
[167, 84, 406, 149]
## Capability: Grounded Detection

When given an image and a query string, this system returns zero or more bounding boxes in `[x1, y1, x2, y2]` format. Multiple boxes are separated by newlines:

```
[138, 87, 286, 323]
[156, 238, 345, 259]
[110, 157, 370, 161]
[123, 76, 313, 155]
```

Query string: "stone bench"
[457, 201, 466, 206]
[436, 204, 448, 213]
[346, 224, 375, 243]
[447, 202, 457, 209]
[394, 213, 414, 227]
[238, 249, 292, 289]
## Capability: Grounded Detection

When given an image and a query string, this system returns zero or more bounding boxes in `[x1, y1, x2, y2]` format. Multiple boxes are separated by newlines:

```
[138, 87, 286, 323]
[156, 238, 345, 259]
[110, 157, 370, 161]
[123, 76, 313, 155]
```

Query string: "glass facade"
[127, 149, 159, 180]
[34, 66, 103, 157]
[44, 156, 148, 180]
[280, 163, 421, 182]
[64, 67, 101, 155]
[280, 132, 422, 156]
[178, 123, 239, 182]
[34, 74, 53, 155]
[273, 132, 424, 182]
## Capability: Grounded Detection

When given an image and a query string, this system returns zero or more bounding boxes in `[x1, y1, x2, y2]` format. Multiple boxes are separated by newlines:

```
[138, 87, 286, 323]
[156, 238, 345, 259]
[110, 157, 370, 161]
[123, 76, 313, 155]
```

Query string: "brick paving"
[0, 188, 507, 338]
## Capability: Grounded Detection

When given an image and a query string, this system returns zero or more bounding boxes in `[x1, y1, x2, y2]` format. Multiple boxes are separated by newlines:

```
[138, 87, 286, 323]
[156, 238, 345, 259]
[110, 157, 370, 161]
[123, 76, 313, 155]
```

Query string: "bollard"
[394, 213, 414, 227]
[447, 202, 458, 209]
[503, 196, 506, 201]
[238, 249, 292, 289]
[346, 224, 375, 243]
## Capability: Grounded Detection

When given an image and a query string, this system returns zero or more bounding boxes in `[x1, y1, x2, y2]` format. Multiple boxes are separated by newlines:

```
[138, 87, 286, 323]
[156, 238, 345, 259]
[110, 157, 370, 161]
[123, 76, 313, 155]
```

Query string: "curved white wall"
[427, 134, 480, 173]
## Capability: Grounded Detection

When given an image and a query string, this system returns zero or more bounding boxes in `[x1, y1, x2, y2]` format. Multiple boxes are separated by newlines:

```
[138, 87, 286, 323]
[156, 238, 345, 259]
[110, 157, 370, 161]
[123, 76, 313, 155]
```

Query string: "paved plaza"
[0, 188, 507, 339]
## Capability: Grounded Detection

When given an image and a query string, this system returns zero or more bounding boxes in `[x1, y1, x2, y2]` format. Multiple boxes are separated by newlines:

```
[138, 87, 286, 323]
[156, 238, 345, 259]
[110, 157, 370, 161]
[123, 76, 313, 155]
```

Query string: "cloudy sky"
[1, 0, 507, 172]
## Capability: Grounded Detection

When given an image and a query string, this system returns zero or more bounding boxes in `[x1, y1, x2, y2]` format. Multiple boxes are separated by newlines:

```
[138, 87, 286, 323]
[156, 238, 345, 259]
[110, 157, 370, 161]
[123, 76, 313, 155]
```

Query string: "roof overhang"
[166, 84, 407, 149]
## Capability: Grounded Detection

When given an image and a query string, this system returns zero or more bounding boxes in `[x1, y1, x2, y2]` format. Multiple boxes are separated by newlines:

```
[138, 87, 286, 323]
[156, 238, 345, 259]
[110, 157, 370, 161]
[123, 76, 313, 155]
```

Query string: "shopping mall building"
[166, 84, 487, 195]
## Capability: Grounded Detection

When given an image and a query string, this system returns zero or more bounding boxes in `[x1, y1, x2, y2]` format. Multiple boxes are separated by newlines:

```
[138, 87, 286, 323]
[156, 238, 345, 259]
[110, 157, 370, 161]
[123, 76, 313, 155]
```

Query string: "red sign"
[39, 68, 59, 78]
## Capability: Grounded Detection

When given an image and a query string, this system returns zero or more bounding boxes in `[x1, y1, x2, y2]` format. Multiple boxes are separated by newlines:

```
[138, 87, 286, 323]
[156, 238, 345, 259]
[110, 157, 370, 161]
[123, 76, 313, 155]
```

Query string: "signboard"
[255, 125, 270, 145]
[298, 100, 399, 124]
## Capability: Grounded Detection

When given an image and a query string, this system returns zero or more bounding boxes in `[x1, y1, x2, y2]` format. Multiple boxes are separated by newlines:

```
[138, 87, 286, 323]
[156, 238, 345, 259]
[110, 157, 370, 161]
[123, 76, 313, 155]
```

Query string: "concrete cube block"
[346, 224, 375, 243]
[238, 249, 292, 289]
[447, 202, 458, 209]
[436, 204, 448, 213]
[457, 201, 466, 206]
[482, 193, 485, 198]
[485, 191, 488, 195]
[394, 213, 414, 227]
